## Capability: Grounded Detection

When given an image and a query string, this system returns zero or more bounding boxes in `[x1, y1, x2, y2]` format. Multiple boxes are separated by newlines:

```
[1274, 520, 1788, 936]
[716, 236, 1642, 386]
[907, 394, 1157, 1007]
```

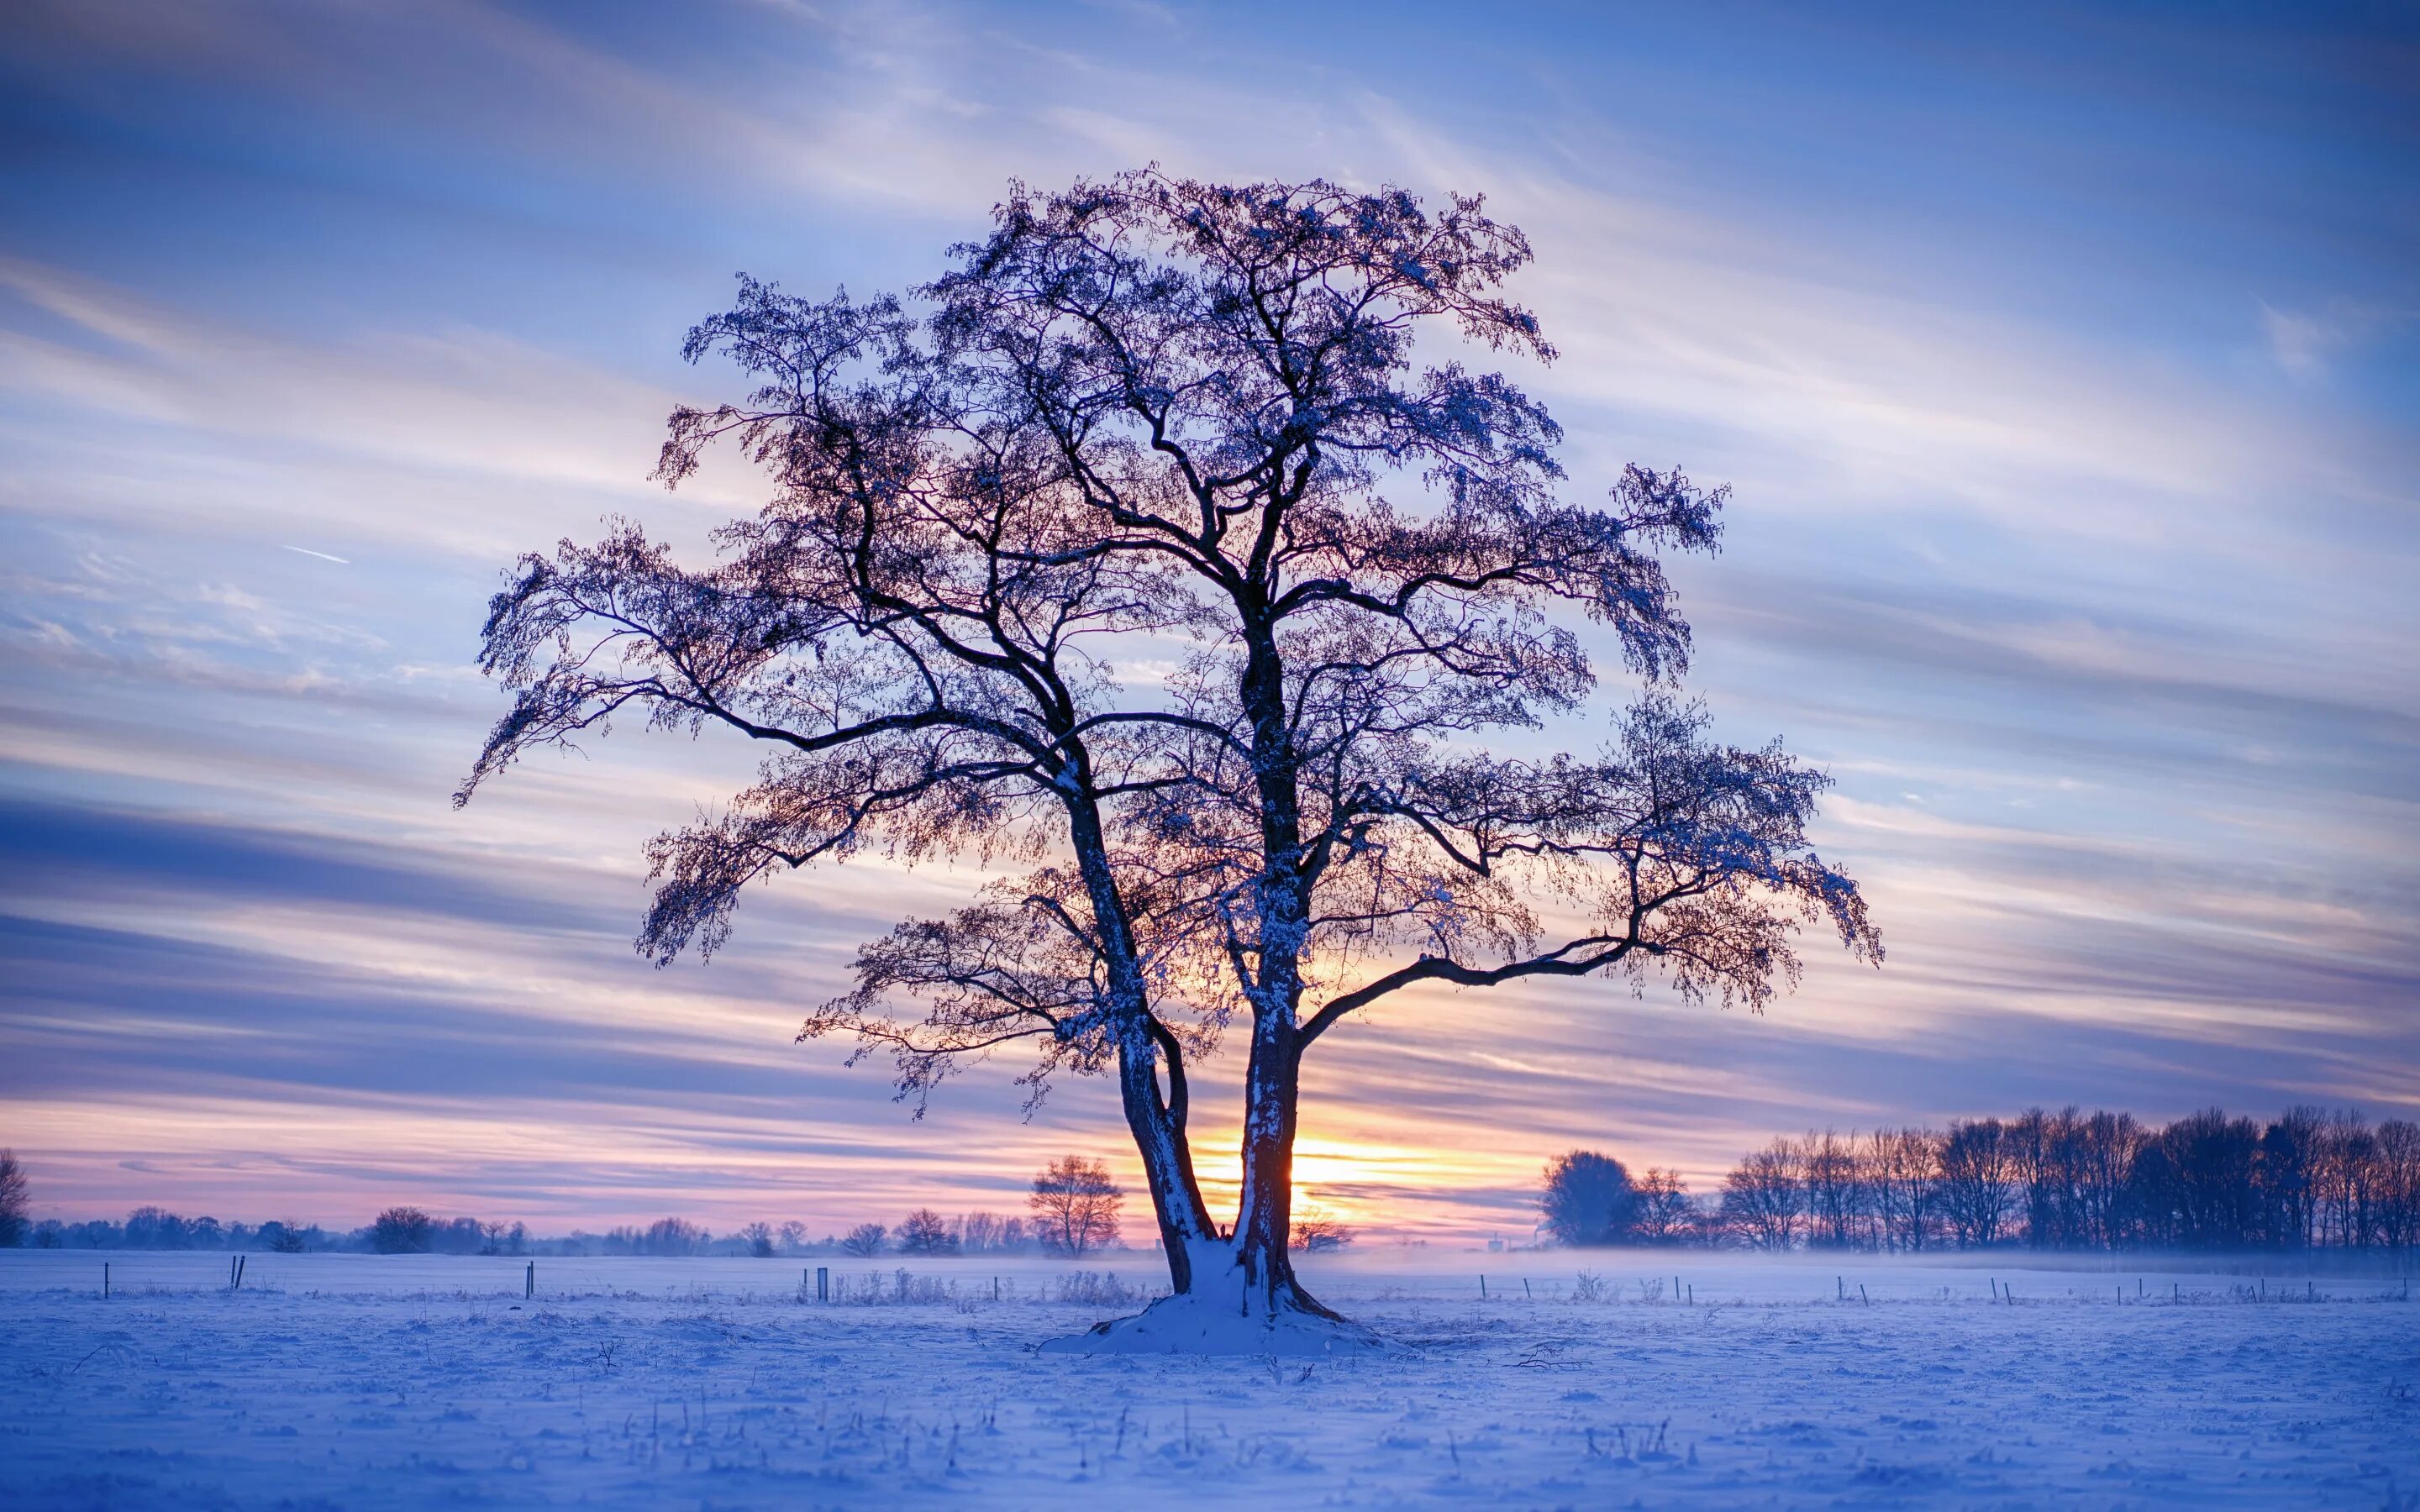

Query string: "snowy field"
[3, 1249, 2416, 1509]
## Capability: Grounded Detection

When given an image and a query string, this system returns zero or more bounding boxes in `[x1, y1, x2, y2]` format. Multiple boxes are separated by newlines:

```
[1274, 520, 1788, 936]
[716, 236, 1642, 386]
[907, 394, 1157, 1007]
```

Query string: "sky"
[2, 0, 2415, 1245]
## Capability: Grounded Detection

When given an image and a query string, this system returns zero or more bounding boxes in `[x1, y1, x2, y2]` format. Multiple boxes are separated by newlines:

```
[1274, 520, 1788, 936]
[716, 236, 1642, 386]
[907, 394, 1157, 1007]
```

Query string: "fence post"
[817, 1266, 829, 1303]
[1479, 1273, 1486, 1299]
[103, 1262, 110, 1299]
[525, 1261, 534, 1299]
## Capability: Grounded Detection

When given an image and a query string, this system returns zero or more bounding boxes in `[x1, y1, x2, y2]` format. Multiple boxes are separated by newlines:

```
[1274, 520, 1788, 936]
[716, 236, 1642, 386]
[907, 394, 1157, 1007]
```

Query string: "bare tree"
[1861, 1129, 1906, 1252]
[0, 1150, 27, 1247]
[1720, 1139, 1803, 1249]
[959, 1212, 1027, 1253]
[460, 171, 1879, 1332]
[2377, 1120, 2420, 1254]
[2317, 1108, 2381, 1249]
[2069, 1110, 2140, 1251]
[839, 1222, 887, 1257]
[896, 1208, 960, 1255]
[1629, 1167, 1693, 1245]
[1801, 1129, 1862, 1249]
[1030, 1155, 1123, 1257]
[370, 1206, 434, 1254]
[1936, 1120, 2018, 1248]
[1291, 1205, 1352, 1252]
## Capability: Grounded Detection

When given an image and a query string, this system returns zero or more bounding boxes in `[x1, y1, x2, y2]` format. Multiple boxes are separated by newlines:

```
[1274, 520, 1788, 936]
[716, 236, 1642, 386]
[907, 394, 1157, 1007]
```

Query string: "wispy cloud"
[2, 0, 2412, 1234]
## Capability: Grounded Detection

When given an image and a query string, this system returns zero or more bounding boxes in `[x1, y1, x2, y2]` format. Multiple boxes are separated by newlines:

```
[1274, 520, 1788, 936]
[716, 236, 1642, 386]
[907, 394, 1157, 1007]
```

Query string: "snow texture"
[1039, 1291, 1388, 1357]
[3, 1250, 2415, 1508]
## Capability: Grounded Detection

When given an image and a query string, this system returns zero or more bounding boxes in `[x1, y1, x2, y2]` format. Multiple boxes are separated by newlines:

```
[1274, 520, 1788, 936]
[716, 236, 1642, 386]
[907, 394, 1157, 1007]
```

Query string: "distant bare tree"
[1936, 1120, 2017, 1248]
[370, 1206, 434, 1254]
[1291, 1206, 1352, 1252]
[1720, 1139, 1803, 1249]
[2260, 1106, 2326, 1249]
[458, 170, 1881, 1331]
[839, 1222, 886, 1257]
[631, 1217, 708, 1256]
[1865, 1127, 1940, 1252]
[0, 1150, 27, 1247]
[740, 1221, 778, 1258]
[2068, 1111, 2140, 1251]
[2317, 1109, 2381, 1249]
[959, 1212, 1027, 1253]
[1629, 1168, 1693, 1244]
[2377, 1121, 2420, 1253]
[897, 1208, 960, 1255]
[1030, 1155, 1123, 1256]
[778, 1220, 810, 1253]
[1801, 1130, 1861, 1249]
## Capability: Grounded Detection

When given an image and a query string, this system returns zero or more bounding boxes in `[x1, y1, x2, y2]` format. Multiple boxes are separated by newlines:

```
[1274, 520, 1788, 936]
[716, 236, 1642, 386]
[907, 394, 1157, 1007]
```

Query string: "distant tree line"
[0, 1151, 1158, 1258]
[1544, 1106, 2420, 1252]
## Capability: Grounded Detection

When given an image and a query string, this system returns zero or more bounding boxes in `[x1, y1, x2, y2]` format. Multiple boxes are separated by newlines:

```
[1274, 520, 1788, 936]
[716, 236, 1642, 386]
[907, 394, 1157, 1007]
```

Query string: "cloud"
[1, 0, 2413, 1236]
[2260, 299, 2415, 384]
[0, 259, 678, 534]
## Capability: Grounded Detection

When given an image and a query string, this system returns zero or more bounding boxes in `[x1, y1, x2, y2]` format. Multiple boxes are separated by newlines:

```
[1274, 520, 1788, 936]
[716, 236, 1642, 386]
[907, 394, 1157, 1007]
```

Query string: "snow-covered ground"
[3, 1248, 2414, 1508]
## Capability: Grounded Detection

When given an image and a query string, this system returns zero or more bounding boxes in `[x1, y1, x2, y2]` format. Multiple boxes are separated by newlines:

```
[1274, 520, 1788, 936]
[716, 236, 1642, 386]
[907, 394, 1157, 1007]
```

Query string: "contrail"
[281, 545, 350, 564]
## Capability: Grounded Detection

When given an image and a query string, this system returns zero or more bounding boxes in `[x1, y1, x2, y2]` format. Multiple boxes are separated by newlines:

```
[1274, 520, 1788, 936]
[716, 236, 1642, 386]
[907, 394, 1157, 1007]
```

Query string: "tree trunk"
[1115, 1025, 1216, 1292]
[1217, 1016, 1338, 1318]
[1063, 789, 1218, 1291]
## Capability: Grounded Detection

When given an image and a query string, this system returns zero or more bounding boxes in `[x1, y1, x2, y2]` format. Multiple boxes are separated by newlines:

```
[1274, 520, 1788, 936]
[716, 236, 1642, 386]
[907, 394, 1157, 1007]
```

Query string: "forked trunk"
[1050, 1017, 1376, 1354]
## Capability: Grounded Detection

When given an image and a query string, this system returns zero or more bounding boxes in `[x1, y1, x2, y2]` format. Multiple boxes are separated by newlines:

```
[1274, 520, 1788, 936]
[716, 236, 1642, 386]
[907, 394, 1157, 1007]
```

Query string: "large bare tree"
[460, 171, 1880, 1347]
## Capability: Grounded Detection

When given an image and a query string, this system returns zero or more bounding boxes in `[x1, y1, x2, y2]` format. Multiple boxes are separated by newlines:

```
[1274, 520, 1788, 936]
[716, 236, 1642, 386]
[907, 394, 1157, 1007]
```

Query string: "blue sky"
[3, 1, 2414, 1240]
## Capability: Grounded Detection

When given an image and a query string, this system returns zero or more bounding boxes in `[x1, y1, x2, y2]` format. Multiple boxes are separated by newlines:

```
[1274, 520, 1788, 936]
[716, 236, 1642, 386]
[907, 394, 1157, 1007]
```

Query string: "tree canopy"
[462, 170, 1880, 1338]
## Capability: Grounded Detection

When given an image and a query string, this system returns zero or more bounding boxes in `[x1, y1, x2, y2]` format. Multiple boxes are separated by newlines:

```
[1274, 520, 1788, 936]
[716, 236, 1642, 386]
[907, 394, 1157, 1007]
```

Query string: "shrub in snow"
[1055, 1272, 1141, 1308]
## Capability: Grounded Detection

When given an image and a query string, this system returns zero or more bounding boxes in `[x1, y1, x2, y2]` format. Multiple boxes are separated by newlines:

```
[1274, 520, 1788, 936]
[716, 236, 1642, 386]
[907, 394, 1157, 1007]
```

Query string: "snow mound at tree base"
[1039, 1294, 1390, 1357]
